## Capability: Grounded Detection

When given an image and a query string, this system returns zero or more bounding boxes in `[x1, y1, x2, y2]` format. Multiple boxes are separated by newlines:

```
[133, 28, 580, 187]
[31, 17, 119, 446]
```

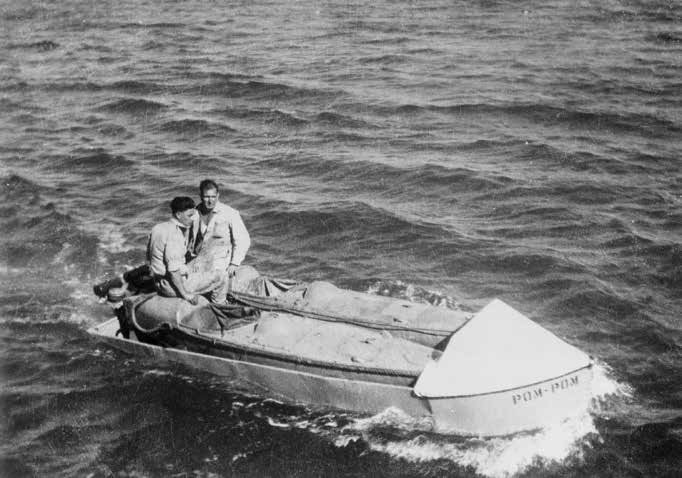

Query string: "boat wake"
[261, 361, 628, 478]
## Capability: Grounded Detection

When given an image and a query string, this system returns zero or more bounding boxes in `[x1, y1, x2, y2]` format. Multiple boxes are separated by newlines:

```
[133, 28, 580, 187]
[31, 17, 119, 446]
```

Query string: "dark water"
[1, 0, 681, 476]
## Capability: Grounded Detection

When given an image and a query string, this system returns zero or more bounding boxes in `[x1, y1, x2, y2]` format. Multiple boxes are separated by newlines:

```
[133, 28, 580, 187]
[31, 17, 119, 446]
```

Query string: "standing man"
[189, 179, 251, 280]
[147, 196, 225, 304]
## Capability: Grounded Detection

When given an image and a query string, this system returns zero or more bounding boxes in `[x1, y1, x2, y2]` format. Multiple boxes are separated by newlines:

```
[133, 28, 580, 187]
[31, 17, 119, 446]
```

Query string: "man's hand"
[184, 294, 198, 306]
[227, 264, 239, 278]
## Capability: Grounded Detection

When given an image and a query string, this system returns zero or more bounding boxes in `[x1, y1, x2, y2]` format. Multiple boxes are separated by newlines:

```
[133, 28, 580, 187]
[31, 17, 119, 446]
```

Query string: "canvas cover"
[124, 290, 436, 375]
[228, 266, 471, 348]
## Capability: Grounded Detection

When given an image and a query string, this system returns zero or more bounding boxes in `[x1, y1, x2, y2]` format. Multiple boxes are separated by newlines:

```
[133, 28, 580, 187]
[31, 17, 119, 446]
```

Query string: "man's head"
[199, 179, 219, 212]
[170, 196, 196, 227]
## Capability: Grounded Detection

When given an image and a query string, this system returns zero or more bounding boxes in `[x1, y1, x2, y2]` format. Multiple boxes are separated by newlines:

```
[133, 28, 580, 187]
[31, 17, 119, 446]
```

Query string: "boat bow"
[415, 299, 592, 398]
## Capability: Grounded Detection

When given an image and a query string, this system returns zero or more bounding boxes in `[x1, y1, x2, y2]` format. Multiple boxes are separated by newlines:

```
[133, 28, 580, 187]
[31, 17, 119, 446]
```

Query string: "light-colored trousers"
[154, 267, 227, 303]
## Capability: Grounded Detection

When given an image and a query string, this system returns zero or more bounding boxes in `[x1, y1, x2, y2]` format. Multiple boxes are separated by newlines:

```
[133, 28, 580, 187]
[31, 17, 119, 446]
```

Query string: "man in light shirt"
[188, 179, 251, 281]
[147, 196, 225, 304]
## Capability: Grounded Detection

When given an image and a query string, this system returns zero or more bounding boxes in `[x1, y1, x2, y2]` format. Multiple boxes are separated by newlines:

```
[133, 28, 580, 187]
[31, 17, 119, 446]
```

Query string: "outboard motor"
[93, 264, 154, 299]
[93, 264, 155, 339]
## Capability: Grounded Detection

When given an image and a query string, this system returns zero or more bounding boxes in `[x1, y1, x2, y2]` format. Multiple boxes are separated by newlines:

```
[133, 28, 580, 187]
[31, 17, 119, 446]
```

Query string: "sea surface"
[1, 0, 680, 476]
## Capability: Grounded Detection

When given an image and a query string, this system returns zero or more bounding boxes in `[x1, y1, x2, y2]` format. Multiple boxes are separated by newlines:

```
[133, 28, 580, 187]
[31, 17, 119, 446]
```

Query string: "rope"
[227, 291, 454, 337]
[126, 293, 174, 334]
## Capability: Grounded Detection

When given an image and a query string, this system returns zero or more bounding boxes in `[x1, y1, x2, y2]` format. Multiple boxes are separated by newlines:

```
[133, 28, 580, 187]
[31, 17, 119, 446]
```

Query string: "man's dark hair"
[170, 196, 195, 213]
[199, 179, 219, 195]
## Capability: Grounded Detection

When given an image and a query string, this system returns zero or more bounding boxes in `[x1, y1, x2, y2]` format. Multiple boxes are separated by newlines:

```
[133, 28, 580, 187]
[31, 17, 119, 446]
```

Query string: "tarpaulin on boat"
[229, 266, 471, 348]
[122, 289, 436, 375]
[124, 294, 259, 334]
[228, 312, 437, 374]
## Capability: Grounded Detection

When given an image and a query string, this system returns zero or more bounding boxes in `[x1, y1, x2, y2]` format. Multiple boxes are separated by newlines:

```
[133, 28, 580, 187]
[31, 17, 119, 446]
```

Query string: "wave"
[53, 149, 136, 172]
[1, 6, 47, 21]
[378, 102, 681, 138]
[405, 48, 442, 55]
[608, 239, 682, 294]
[474, 179, 625, 206]
[7, 40, 59, 51]
[358, 54, 411, 64]
[184, 75, 340, 103]
[158, 119, 236, 136]
[0, 174, 43, 200]
[510, 143, 643, 175]
[314, 111, 376, 129]
[361, 36, 412, 45]
[257, 155, 509, 199]
[93, 123, 132, 138]
[252, 200, 447, 252]
[0, 173, 113, 278]
[453, 249, 585, 279]
[0, 98, 45, 114]
[3, 80, 171, 96]
[186, 71, 255, 83]
[119, 22, 185, 29]
[108, 80, 165, 95]
[554, 75, 680, 100]
[97, 98, 167, 115]
[316, 131, 371, 143]
[217, 107, 309, 127]
[1, 204, 96, 272]
[140, 151, 228, 178]
[575, 3, 681, 24]
[234, 80, 330, 101]
[649, 32, 682, 44]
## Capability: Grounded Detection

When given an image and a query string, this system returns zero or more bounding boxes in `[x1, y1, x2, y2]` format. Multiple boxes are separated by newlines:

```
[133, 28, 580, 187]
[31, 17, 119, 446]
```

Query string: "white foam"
[366, 279, 464, 310]
[345, 407, 434, 433]
[81, 222, 136, 265]
[319, 360, 627, 477]
[267, 417, 292, 428]
[589, 359, 632, 401]
[0, 264, 24, 275]
[332, 408, 597, 478]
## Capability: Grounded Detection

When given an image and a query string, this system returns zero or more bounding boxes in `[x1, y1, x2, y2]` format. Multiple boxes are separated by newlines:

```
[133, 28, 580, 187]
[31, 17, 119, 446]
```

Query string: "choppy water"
[1, 0, 680, 476]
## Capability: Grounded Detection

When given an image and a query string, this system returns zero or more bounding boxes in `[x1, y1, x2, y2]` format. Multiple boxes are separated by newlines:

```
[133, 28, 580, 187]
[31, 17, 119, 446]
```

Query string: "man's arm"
[228, 212, 251, 276]
[163, 226, 197, 305]
[167, 269, 198, 305]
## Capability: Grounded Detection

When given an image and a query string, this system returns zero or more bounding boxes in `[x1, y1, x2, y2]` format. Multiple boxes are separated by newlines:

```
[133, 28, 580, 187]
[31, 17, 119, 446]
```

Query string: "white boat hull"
[89, 318, 592, 436]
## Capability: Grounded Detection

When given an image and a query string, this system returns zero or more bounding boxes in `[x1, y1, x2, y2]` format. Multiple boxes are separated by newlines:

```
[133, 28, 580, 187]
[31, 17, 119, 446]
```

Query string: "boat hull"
[89, 318, 592, 436]
[426, 366, 593, 435]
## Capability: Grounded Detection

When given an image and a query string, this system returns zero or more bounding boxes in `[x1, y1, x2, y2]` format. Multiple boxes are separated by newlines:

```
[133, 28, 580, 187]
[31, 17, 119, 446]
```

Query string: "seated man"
[147, 196, 226, 304]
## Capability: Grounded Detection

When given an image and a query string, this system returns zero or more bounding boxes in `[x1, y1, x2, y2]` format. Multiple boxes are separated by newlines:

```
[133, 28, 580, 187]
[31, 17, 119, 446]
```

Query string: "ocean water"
[1, 0, 680, 476]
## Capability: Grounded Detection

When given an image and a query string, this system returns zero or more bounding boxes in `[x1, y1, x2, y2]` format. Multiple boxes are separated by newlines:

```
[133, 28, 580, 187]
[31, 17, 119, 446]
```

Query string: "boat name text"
[512, 375, 580, 405]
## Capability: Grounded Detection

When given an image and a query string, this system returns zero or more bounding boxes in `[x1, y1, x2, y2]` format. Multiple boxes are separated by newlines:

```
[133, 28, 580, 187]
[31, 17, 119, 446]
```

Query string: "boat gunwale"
[90, 318, 593, 400]
[167, 323, 426, 379]
[421, 363, 594, 399]
[88, 318, 418, 390]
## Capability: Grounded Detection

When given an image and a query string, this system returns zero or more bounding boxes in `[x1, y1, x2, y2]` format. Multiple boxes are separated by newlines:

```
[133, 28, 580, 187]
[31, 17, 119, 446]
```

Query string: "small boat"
[89, 265, 593, 436]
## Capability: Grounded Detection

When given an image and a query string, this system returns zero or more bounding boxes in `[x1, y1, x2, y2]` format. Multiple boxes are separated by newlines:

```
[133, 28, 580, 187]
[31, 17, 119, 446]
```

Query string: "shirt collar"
[213, 201, 226, 213]
[170, 217, 188, 229]
[199, 200, 225, 215]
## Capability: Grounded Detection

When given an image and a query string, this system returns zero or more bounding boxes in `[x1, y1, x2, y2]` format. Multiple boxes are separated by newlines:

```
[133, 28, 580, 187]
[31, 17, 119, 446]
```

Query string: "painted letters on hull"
[426, 367, 593, 436]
